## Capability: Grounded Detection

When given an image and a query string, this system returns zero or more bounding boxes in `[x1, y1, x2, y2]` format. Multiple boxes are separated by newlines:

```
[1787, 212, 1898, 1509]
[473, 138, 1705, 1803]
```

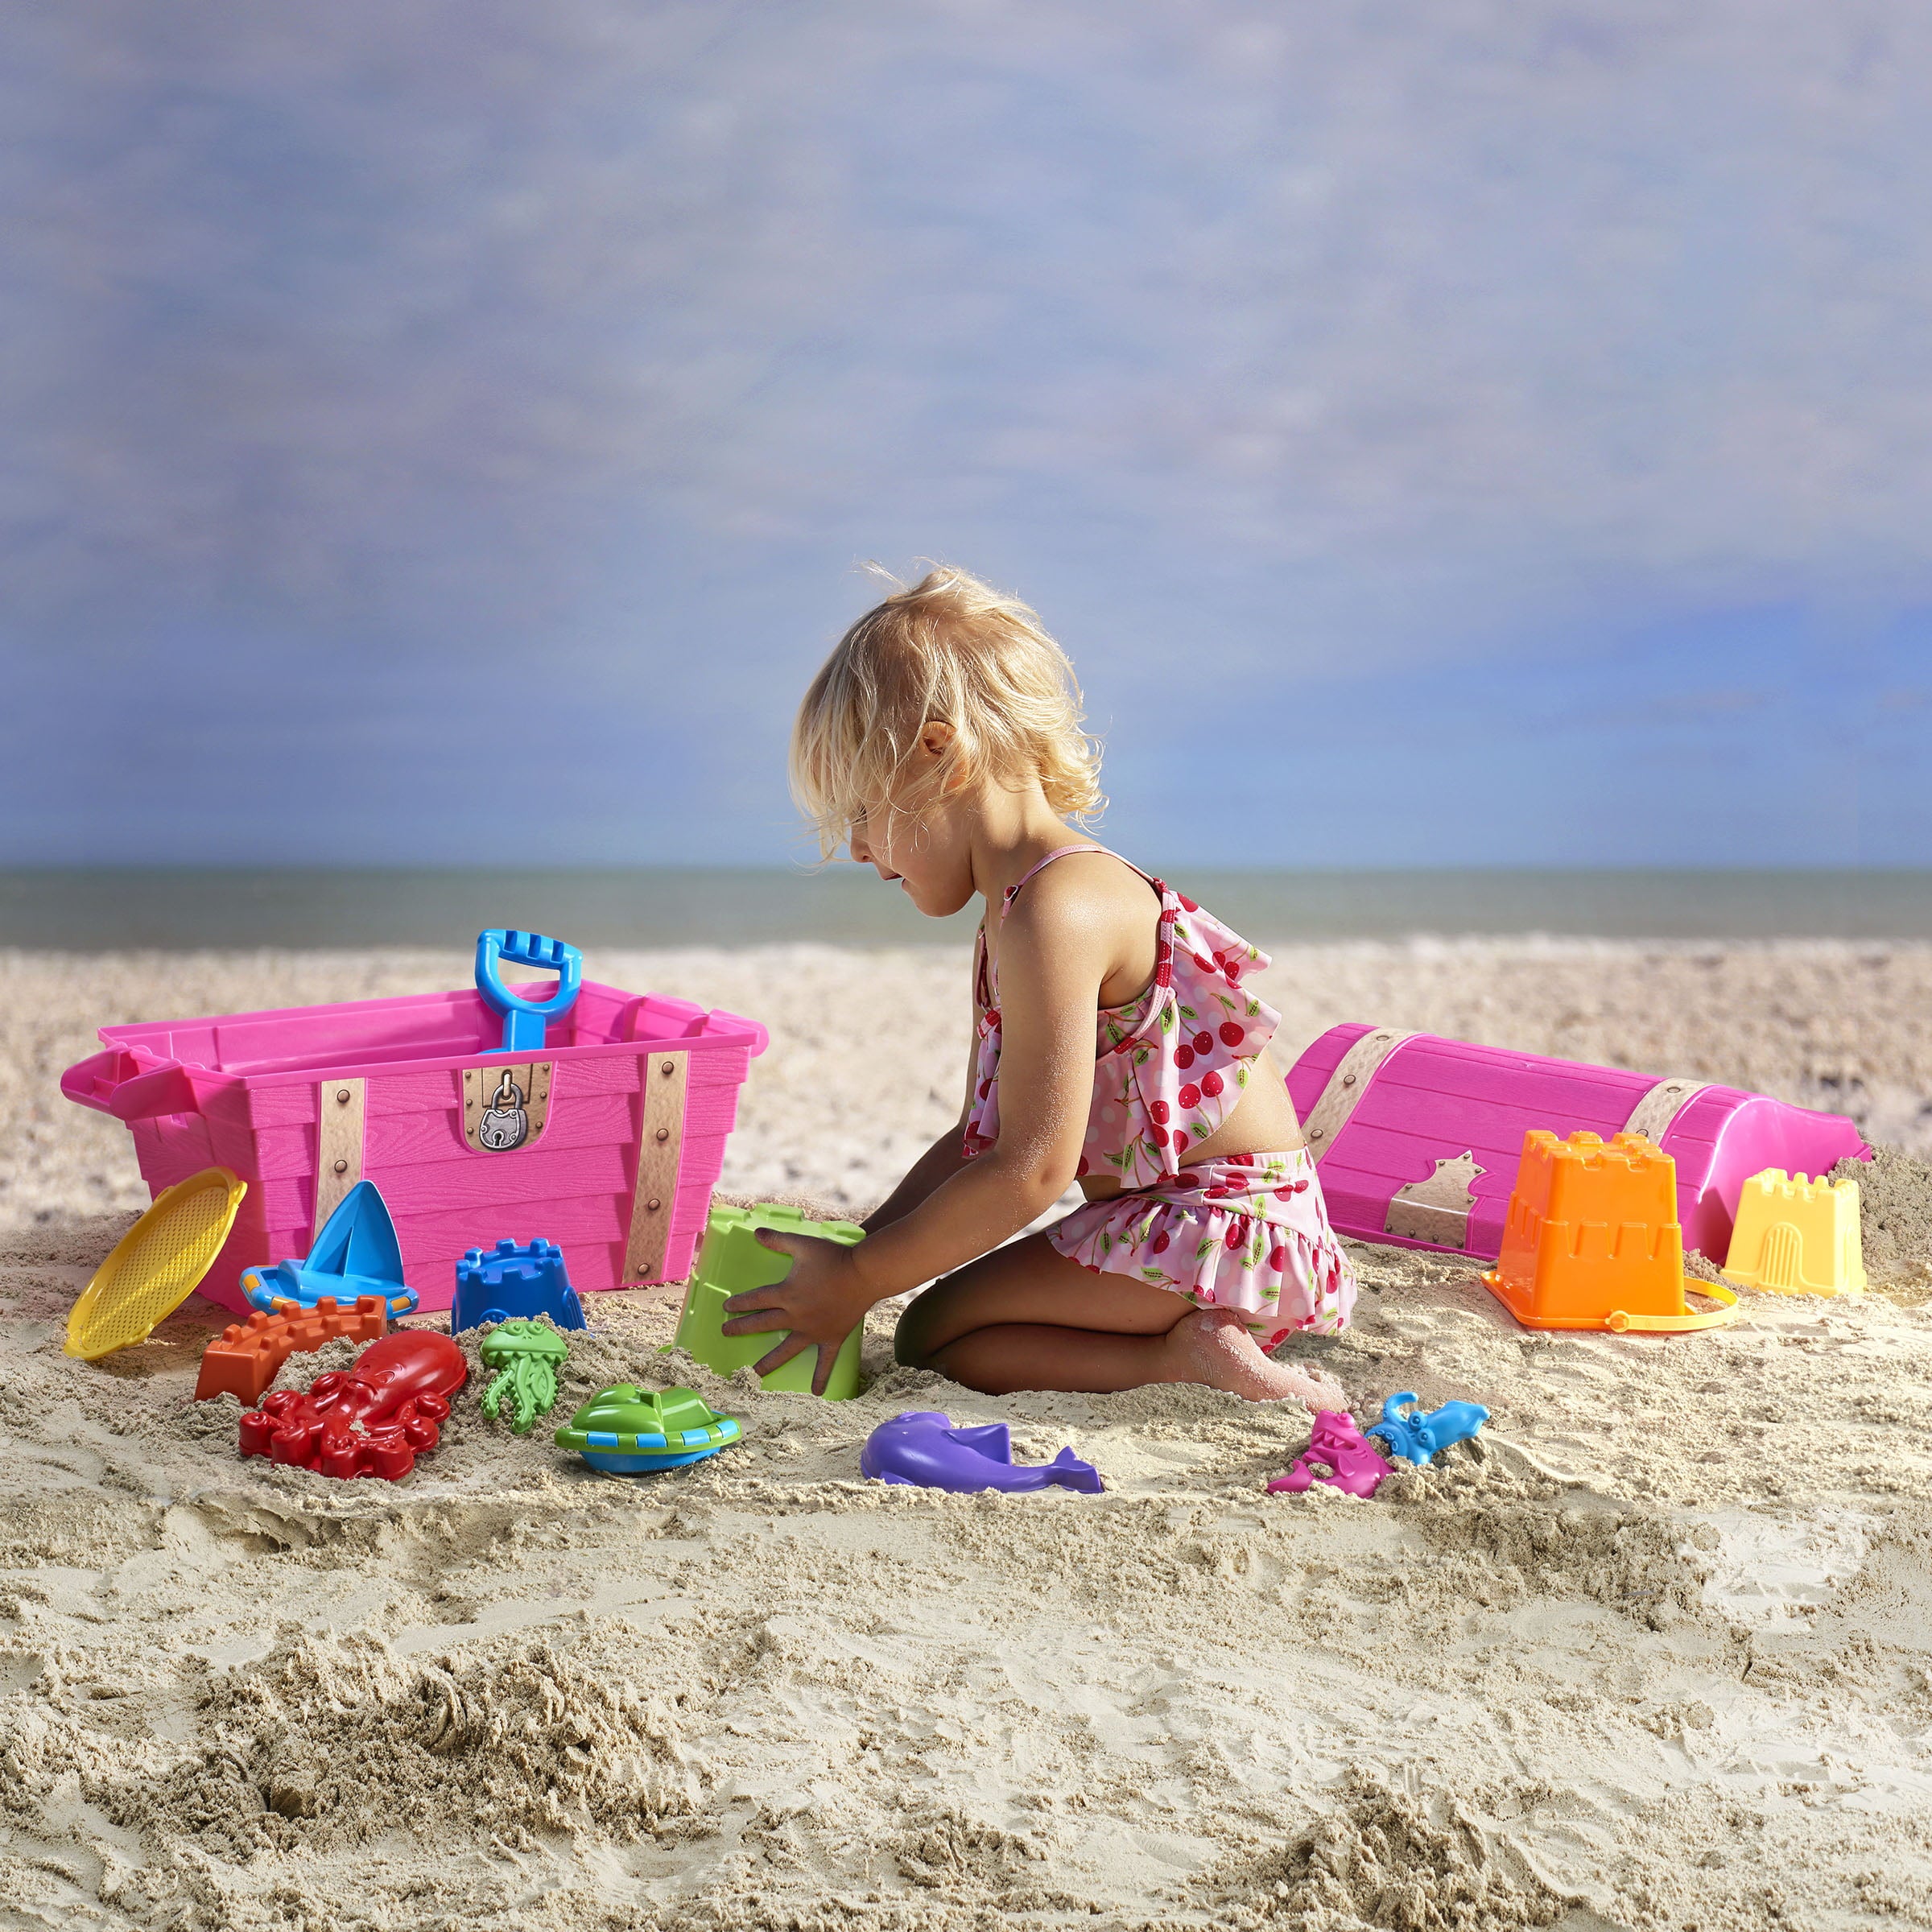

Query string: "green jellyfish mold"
[555, 1384, 741, 1475]
[478, 1318, 571, 1435]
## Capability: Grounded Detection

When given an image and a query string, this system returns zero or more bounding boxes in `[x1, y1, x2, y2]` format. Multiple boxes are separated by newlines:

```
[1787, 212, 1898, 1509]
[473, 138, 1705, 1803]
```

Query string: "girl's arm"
[724, 875, 1113, 1390]
[861, 1126, 973, 1234]
[858, 988, 983, 1232]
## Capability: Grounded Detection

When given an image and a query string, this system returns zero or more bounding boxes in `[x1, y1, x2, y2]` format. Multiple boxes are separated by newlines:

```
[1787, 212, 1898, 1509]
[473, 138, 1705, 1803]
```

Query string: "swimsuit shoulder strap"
[985, 845, 1166, 1009]
[1000, 844, 1117, 917]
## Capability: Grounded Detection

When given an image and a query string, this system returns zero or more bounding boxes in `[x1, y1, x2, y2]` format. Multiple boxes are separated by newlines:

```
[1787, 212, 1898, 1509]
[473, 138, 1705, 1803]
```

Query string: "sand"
[3, 939, 1931, 1931]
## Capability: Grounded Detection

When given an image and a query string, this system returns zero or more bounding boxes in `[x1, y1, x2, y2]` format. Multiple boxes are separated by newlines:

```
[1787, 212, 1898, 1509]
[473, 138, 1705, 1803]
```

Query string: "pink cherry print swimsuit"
[962, 846, 1356, 1344]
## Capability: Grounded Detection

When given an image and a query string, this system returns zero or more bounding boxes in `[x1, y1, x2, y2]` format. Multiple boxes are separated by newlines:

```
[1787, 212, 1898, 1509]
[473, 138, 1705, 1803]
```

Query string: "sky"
[3, 0, 1929, 869]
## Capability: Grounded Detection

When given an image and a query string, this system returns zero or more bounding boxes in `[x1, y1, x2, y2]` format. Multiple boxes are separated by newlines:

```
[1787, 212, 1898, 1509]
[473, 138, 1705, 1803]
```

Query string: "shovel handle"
[476, 930, 584, 1055]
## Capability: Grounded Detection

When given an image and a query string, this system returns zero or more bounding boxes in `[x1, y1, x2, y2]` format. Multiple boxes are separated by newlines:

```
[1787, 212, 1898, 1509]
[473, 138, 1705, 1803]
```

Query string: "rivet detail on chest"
[1302, 1030, 1419, 1159]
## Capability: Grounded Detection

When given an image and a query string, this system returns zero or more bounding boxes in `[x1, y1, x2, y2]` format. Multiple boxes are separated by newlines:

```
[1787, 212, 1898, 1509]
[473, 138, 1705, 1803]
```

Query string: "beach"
[4, 938, 1931, 1930]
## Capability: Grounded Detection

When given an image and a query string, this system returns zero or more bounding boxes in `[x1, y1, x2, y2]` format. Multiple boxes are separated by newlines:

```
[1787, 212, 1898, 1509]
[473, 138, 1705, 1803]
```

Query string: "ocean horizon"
[5, 865, 1931, 950]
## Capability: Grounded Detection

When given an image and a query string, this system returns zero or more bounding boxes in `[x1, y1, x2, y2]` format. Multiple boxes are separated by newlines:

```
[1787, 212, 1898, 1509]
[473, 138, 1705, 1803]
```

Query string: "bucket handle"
[1603, 1279, 1742, 1332]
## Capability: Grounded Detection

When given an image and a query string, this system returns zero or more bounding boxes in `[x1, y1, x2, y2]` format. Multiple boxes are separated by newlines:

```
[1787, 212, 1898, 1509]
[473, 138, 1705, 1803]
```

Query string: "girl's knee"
[893, 1272, 976, 1367]
[892, 1285, 944, 1368]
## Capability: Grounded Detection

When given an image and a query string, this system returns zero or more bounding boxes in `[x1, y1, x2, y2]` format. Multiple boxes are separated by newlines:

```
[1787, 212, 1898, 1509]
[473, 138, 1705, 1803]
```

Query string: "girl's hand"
[719, 1229, 877, 1397]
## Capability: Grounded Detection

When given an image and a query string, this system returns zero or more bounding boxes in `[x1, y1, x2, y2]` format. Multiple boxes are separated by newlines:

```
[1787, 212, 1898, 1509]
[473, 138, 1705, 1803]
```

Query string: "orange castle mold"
[194, 1294, 389, 1405]
[1481, 1130, 1740, 1334]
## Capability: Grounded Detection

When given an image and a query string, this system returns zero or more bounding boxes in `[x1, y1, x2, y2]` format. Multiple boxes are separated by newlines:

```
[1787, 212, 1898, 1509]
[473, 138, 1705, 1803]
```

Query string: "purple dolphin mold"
[860, 1410, 1104, 1495]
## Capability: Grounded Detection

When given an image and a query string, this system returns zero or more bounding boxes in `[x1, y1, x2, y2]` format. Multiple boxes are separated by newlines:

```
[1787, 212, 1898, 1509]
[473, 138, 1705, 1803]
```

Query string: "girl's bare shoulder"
[1002, 849, 1158, 952]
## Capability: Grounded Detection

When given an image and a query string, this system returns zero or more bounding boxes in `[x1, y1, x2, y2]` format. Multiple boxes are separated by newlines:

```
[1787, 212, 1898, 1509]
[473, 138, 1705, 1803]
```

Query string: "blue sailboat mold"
[241, 1180, 419, 1318]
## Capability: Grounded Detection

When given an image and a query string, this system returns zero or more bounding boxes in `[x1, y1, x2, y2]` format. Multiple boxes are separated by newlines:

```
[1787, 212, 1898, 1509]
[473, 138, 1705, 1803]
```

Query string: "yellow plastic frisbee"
[64, 1166, 248, 1360]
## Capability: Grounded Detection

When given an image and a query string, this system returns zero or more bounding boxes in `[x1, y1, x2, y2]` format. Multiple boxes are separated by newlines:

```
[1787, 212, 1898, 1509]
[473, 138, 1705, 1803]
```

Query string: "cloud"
[3, 0, 1929, 862]
[9, 3, 1932, 644]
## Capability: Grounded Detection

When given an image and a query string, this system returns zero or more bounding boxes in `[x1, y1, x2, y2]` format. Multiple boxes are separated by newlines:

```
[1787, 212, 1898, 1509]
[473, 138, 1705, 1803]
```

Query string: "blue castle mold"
[452, 1237, 586, 1334]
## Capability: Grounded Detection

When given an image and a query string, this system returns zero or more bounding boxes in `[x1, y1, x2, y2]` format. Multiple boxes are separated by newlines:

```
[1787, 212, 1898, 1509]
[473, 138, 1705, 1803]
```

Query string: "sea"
[4, 868, 1931, 949]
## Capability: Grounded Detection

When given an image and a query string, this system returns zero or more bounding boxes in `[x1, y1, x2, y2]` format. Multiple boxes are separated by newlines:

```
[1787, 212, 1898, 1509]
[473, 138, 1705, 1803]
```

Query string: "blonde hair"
[791, 565, 1104, 858]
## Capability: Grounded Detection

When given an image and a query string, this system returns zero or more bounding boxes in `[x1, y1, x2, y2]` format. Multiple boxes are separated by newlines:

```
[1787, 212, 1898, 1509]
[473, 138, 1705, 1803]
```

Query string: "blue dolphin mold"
[241, 1180, 419, 1318]
[860, 1410, 1103, 1495]
[1364, 1391, 1489, 1467]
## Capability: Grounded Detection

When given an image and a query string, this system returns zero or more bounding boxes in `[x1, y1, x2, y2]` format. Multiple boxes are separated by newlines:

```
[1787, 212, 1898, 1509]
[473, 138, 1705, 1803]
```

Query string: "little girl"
[721, 568, 1355, 1408]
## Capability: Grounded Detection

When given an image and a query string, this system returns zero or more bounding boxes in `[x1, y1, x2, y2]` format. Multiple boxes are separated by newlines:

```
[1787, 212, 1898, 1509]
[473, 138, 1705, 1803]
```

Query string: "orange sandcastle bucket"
[1481, 1130, 1740, 1333]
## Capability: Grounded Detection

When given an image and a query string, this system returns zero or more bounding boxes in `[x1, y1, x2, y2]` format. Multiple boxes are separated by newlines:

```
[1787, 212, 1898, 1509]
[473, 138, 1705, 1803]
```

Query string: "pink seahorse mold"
[1267, 1410, 1393, 1500]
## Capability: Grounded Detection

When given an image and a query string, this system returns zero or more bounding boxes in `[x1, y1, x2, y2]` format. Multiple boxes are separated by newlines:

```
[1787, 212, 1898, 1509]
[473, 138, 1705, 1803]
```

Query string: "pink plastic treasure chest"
[61, 978, 766, 1317]
[1285, 1024, 1869, 1265]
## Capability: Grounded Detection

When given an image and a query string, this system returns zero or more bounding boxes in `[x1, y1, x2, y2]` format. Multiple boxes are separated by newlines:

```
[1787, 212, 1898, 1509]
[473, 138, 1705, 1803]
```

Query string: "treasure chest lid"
[1286, 1023, 1868, 1263]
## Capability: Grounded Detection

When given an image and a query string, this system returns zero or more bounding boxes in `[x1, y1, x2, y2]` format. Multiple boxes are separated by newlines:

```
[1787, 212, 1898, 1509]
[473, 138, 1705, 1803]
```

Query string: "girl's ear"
[919, 719, 969, 796]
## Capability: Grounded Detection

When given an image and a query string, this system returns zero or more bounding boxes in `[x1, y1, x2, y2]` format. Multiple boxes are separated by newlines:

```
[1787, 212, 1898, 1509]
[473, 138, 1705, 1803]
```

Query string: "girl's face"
[848, 725, 977, 917]
[850, 796, 976, 917]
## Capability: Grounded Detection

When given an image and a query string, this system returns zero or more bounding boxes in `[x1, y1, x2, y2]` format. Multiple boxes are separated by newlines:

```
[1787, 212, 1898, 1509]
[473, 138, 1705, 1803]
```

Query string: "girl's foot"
[1162, 1307, 1348, 1409]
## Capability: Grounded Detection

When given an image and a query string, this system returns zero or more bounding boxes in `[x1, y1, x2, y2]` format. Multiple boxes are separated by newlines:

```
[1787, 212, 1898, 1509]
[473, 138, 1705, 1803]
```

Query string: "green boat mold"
[555, 1383, 741, 1474]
